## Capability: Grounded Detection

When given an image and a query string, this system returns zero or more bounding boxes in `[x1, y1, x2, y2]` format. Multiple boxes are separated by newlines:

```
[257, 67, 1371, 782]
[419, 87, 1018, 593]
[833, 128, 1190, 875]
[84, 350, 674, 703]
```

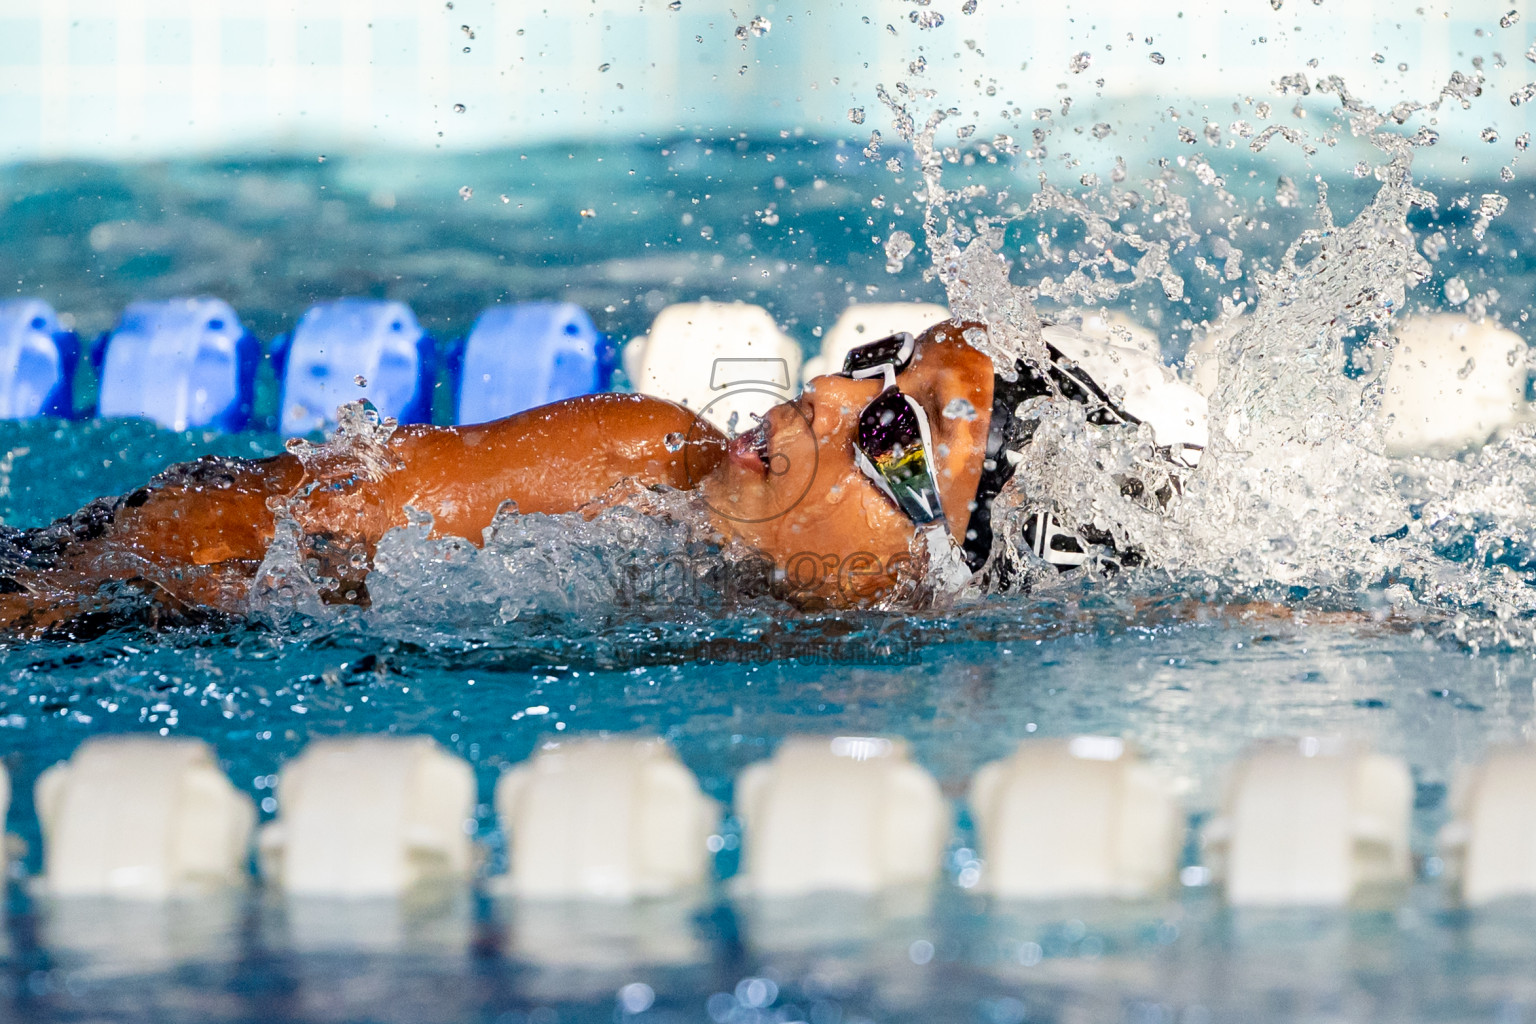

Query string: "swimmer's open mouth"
[729, 419, 771, 474]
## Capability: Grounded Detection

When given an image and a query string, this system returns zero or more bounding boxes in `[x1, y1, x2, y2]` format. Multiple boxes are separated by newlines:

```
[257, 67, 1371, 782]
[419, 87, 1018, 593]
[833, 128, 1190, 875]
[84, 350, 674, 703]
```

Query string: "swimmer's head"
[699, 320, 994, 605]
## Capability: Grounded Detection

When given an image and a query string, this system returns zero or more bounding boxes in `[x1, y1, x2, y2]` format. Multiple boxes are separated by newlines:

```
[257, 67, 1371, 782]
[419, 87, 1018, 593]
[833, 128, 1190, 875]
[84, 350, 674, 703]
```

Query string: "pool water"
[3, 139, 1536, 1022]
[2, 612, 1531, 1023]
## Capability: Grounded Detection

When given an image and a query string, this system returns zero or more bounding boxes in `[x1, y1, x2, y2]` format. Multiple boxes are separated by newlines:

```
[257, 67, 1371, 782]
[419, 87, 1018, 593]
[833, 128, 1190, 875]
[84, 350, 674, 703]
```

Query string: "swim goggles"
[838, 332, 949, 527]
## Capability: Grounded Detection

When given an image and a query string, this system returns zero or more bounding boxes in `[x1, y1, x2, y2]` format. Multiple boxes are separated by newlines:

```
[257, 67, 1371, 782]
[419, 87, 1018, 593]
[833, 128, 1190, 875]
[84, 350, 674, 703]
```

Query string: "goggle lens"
[856, 388, 945, 525]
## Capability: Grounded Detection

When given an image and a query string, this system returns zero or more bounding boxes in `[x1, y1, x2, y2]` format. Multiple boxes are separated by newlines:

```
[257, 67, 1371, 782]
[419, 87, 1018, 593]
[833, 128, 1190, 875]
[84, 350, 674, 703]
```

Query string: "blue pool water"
[4, 139, 1536, 1022]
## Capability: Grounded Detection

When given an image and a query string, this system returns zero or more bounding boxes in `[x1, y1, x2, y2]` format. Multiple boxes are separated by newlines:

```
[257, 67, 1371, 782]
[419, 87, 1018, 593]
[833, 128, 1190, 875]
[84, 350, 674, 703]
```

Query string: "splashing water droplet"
[1444, 277, 1471, 305]
[1518, 132, 1532, 151]
[1069, 51, 1092, 73]
[738, 65, 749, 76]
[1481, 127, 1499, 142]
[1275, 175, 1300, 207]
[458, 185, 473, 200]
[663, 432, 685, 453]
[909, 9, 944, 29]
[1091, 122, 1113, 139]
[579, 208, 596, 218]
[668, 0, 681, 8]
[848, 107, 866, 124]
[735, 25, 749, 40]
[1502, 165, 1517, 181]
[598, 63, 611, 72]
[962, 0, 978, 12]
[1502, 9, 1520, 27]
[884, 230, 915, 273]
[943, 397, 977, 421]
[750, 15, 770, 36]
[1149, 51, 1166, 65]
[354, 375, 368, 388]
[453, 103, 466, 113]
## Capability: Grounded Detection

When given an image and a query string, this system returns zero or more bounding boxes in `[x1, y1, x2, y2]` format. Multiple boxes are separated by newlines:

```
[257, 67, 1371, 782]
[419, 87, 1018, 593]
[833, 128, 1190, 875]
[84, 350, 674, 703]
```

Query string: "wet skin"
[698, 320, 993, 603]
[0, 321, 994, 631]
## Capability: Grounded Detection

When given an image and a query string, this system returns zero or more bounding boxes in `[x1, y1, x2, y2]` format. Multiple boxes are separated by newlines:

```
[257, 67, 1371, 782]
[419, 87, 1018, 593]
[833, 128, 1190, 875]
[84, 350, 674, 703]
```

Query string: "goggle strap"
[1024, 509, 1091, 569]
[840, 331, 917, 379]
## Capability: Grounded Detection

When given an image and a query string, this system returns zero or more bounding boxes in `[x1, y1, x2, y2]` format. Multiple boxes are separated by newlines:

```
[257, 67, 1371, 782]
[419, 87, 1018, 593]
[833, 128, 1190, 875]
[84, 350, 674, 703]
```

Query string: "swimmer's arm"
[379, 393, 725, 540]
[9, 394, 723, 592]
[98, 453, 308, 566]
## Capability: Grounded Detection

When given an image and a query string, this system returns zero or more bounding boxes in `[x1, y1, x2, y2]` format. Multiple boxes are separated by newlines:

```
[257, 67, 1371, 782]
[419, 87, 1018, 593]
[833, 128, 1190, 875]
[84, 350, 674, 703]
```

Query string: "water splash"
[878, 59, 1536, 647]
[250, 401, 410, 624]
[283, 400, 403, 485]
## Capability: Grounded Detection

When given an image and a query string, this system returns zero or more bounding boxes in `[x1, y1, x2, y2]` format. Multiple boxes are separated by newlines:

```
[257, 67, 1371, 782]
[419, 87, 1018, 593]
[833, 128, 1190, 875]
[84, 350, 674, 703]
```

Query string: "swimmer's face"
[700, 320, 994, 605]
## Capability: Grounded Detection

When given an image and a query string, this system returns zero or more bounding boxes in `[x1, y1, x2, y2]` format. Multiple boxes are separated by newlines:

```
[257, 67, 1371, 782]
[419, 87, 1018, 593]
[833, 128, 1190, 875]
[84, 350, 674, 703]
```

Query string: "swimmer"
[0, 320, 1206, 633]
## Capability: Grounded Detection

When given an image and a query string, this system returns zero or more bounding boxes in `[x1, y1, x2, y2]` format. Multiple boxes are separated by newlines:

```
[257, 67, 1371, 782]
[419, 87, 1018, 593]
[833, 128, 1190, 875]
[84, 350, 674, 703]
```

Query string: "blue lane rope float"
[272, 298, 435, 437]
[93, 297, 259, 432]
[0, 298, 78, 420]
[450, 302, 616, 425]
